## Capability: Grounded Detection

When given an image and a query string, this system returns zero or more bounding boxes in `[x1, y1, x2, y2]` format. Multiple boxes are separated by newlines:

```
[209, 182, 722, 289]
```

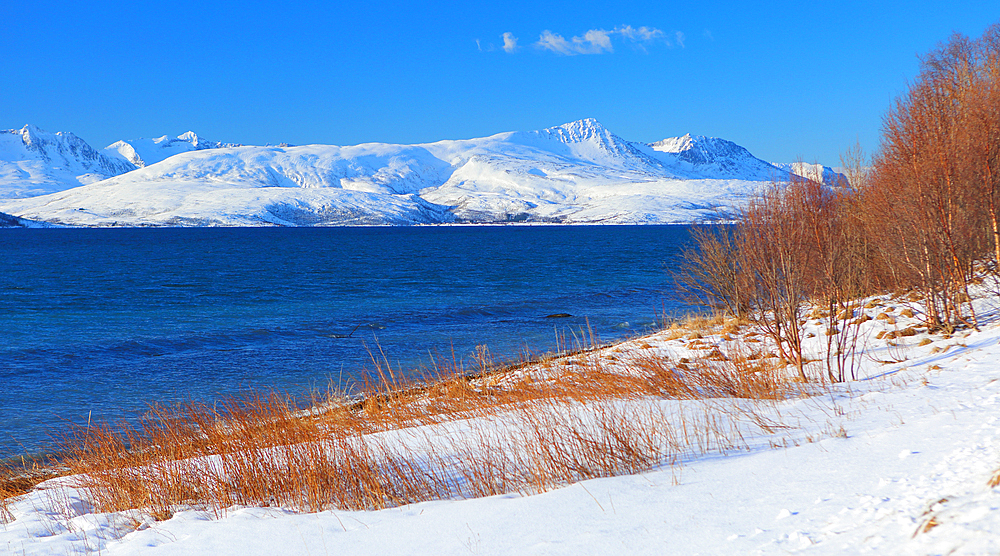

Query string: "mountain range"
[104, 131, 246, 168]
[0, 120, 846, 227]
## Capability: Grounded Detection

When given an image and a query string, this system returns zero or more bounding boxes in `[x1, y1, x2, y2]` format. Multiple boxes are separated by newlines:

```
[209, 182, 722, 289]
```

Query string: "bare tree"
[676, 223, 748, 318]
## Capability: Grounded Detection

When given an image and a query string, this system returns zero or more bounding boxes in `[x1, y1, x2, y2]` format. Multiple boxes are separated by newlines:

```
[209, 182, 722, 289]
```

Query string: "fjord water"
[0, 226, 692, 458]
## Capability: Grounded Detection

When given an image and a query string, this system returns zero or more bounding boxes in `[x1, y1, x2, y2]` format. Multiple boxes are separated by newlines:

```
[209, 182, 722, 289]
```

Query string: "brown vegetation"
[0, 341, 802, 518]
[680, 21, 1000, 381]
[869, 25, 1000, 331]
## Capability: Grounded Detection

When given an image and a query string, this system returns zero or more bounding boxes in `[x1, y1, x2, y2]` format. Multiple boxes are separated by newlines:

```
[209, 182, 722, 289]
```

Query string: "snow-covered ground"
[4, 284, 999, 555]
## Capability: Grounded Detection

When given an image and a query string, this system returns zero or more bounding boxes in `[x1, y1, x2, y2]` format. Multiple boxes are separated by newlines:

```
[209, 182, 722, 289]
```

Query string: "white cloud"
[535, 25, 671, 55]
[581, 29, 612, 52]
[536, 30, 573, 54]
[615, 25, 664, 42]
[536, 29, 614, 55]
[502, 32, 518, 53]
[676, 31, 686, 48]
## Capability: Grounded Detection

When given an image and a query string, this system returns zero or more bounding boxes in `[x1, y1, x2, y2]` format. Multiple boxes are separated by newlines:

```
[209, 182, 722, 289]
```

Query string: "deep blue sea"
[0, 226, 693, 458]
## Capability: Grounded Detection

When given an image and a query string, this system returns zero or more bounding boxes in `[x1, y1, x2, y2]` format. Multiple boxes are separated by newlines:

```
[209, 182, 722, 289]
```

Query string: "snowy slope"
[0, 125, 136, 198]
[0, 120, 802, 226]
[104, 132, 244, 168]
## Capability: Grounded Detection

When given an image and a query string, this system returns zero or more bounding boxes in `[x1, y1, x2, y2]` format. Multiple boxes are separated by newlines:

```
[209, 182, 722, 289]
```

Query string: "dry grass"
[989, 465, 1000, 488]
[55, 395, 679, 515]
[1, 333, 805, 520]
[0, 458, 62, 522]
[0, 468, 21, 523]
[663, 324, 687, 341]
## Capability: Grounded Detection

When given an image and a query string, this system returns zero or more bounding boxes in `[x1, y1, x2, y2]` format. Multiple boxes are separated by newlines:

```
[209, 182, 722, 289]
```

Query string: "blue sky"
[1, 0, 995, 165]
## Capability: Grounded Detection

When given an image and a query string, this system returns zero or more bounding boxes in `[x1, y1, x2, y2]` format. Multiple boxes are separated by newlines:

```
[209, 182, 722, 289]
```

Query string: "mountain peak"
[151, 131, 209, 149]
[537, 118, 612, 144]
[174, 131, 214, 149]
[6, 124, 97, 160]
[18, 124, 42, 143]
[0, 125, 136, 198]
[650, 134, 755, 165]
[516, 119, 664, 169]
[646, 133, 784, 180]
[651, 133, 718, 154]
[12, 124, 86, 152]
[104, 132, 242, 168]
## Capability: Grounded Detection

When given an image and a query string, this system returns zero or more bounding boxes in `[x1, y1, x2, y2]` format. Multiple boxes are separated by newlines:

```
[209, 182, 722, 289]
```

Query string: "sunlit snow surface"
[0, 120, 815, 226]
[3, 284, 1000, 554]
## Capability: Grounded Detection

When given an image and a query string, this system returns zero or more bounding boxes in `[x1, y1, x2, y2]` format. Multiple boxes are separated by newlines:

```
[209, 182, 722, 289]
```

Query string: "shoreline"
[0, 324, 649, 469]
[3, 284, 1000, 553]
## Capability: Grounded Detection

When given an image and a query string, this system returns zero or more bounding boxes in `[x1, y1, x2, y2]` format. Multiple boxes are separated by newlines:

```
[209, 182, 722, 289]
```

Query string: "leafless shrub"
[679, 174, 867, 381]
[678, 20, 1000, 378]
[863, 23, 1000, 331]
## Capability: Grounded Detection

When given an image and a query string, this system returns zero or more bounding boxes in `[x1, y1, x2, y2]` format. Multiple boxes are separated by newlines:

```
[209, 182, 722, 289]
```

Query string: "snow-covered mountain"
[773, 161, 849, 187]
[648, 134, 785, 181]
[0, 125, 136, 198]
[104, 132, 244, 168]
[0, 119, 832, 227]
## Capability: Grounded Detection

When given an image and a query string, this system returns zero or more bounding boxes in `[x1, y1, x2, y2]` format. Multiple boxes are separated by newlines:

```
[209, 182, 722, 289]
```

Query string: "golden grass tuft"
[663, 324, 687, 341]
[883, 327, 919, 340]
[807, 307, 828, 319]
[722, 319, 742, 335]
[52, 381, 692, 514]
[915, 516, 940, 535]
[624, 344, 795, 401]
[679, 313, 719, 336]
[876, 312, 896, 324]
